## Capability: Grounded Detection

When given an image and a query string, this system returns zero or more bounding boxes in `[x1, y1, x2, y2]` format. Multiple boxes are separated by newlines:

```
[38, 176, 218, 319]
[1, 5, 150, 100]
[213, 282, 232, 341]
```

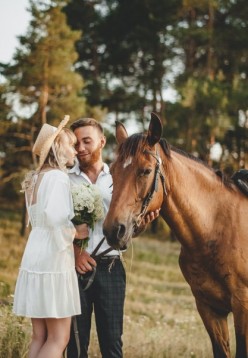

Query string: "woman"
[13, 115, 88, 358]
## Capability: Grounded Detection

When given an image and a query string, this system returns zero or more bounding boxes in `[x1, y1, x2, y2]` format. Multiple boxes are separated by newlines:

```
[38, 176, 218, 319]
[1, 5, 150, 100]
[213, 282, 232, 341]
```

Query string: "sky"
[0, 0, 31, 63]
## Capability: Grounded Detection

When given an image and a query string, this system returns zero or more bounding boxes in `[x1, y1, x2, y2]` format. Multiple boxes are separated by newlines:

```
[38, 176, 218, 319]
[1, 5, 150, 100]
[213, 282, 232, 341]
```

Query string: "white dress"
[13, 170, 81, 318]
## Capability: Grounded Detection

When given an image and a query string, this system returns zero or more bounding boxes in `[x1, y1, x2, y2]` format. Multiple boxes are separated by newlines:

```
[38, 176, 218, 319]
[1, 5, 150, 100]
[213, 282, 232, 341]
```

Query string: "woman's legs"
[37, 317, 71, 358]
[28, 319, 47, 358]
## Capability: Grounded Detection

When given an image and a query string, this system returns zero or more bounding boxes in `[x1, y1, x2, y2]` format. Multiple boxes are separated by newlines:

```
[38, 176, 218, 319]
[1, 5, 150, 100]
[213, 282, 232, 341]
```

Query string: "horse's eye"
[138, 168, 152, 177]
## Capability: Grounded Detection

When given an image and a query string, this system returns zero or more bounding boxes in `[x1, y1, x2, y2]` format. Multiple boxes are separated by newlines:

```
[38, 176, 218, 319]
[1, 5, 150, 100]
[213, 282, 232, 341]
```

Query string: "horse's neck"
[161, 152, 225, 247]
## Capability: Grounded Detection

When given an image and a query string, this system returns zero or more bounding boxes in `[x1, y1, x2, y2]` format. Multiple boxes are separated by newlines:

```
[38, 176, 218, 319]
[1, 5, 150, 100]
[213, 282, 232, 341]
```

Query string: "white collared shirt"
[69, 161, 119, 256]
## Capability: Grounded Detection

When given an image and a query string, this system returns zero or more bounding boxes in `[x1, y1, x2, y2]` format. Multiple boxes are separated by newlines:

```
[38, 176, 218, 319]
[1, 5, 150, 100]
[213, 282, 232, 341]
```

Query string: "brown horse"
[103, 112, 248, 358]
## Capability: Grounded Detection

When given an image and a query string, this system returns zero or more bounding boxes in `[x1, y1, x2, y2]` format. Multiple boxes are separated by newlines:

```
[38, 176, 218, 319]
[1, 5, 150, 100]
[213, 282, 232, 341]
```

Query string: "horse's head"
[103, 112, 166, 249]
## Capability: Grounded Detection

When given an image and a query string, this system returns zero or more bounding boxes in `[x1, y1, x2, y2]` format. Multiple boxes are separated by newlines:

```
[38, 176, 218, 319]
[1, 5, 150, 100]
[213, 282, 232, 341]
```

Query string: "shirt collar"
[102, 162, 110, 174]
[69, 160, 110, 176]
[68, 160, 81, 175]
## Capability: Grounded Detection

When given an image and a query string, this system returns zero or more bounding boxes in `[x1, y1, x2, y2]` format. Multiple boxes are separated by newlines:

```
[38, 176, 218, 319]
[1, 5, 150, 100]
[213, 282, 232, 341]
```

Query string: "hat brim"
[35, 115, 70, 171]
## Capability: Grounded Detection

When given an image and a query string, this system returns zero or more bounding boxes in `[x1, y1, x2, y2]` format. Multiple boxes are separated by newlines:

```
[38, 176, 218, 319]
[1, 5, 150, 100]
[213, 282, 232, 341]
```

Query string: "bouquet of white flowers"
[71, 182, 105, 250]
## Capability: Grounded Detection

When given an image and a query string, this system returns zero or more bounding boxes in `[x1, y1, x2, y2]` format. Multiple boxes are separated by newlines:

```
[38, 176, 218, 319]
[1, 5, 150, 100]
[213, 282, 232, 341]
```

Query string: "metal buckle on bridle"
[135, 147, 167, 228]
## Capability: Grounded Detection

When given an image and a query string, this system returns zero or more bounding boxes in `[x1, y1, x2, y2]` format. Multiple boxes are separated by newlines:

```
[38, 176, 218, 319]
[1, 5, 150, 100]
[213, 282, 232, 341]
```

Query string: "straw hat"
[32, 115, 70, 170]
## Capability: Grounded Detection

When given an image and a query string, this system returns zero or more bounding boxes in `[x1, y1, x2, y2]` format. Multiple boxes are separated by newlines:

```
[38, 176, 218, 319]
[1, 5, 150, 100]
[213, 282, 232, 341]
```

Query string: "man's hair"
[70, 118, 104, 134]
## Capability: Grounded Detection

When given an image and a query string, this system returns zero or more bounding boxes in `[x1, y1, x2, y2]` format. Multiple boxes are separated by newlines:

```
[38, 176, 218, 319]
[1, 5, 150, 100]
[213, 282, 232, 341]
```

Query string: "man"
[67, 118, 159, 358]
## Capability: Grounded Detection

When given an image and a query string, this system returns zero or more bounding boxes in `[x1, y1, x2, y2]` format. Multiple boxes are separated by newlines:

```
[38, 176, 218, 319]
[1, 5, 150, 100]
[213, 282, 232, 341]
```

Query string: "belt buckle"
[100, 255, 119, 261]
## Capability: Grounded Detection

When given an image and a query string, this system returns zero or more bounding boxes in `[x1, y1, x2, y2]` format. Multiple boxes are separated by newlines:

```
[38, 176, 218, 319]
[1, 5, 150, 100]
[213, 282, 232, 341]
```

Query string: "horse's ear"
[147, 112, 162, 146]
[115, 121, 128, 145]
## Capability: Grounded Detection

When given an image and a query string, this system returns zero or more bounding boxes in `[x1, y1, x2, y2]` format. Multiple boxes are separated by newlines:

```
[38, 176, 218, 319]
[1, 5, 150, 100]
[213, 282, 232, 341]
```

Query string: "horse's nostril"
[117, 224, 126, 239]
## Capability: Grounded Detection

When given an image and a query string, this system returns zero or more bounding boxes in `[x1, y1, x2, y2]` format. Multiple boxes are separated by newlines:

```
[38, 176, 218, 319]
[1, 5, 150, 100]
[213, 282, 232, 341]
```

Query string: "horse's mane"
[160, 139, 233, 189]
[118, 133, 147, 161]
[118, 133, 233, 189]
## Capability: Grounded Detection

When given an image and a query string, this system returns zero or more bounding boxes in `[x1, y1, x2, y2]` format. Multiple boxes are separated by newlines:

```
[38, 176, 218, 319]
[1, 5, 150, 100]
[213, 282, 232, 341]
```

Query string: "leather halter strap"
[135, 147, 167, 227]
[91, 237, 113, 259]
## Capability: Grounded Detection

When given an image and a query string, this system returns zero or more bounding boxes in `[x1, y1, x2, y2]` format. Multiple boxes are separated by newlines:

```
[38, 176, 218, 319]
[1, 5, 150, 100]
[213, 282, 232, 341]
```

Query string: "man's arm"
[74, 209, 160, 271]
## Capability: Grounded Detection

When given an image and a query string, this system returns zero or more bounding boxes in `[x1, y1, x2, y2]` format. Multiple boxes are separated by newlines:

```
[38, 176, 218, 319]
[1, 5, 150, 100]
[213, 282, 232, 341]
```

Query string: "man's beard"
[78, 145, 101, 170]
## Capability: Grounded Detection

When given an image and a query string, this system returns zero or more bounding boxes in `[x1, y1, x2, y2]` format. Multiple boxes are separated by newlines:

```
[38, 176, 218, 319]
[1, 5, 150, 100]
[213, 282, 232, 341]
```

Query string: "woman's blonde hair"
[45, 128, 77, 170]
[21, 128, 76, 192]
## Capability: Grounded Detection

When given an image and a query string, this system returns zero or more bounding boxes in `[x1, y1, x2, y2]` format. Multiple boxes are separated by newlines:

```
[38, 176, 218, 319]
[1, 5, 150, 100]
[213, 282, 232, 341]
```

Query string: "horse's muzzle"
[103, 222, 129, 249]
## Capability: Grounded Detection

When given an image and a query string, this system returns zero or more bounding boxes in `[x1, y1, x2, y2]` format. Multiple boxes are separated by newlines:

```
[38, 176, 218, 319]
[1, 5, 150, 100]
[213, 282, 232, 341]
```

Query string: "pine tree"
[1, 0, 86, 206]
[5, 0, 85, 126]
[65, 0, 181, 126]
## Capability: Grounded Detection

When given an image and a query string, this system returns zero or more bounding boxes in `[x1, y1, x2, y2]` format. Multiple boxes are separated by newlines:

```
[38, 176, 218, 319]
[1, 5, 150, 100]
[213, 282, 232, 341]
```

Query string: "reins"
[135, 147, 167, 228]
[91, 237, 113, 260]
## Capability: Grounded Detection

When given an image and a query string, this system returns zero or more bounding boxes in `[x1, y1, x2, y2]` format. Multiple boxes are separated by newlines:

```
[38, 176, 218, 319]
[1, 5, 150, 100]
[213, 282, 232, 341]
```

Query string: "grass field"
[0, 208, 235, 357]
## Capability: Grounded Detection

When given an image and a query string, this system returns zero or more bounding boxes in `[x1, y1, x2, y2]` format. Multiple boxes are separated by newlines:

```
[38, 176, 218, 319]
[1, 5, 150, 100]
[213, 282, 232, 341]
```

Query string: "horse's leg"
[195, 299, 231, 358]
[232, 297, 248, 358]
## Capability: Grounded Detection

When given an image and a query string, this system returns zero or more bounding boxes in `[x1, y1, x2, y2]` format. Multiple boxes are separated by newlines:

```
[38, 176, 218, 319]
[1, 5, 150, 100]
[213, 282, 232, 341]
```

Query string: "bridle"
[135, 146, 167, 228]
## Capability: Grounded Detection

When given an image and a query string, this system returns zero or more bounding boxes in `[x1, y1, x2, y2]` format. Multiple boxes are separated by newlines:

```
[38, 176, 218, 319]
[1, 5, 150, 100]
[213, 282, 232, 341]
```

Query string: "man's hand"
[143, 209, 160, 224]
[74, 245, 96, 274]
[133, 209, 160, 237]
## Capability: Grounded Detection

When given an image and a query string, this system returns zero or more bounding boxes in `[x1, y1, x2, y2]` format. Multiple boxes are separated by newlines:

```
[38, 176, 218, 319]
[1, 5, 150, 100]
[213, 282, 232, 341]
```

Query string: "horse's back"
[232, 169, 248, 197]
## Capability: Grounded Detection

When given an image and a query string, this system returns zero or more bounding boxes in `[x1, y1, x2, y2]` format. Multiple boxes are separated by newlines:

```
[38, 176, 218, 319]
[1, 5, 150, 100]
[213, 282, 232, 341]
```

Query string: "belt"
[96, 255, 120, 263]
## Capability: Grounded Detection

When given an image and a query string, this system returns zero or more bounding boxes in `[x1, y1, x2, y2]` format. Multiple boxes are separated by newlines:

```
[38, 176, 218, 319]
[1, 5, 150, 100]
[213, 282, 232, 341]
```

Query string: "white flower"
[71, 182, 104, 225]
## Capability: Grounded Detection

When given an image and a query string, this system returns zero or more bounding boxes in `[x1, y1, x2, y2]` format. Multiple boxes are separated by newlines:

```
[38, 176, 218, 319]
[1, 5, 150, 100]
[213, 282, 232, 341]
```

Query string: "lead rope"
[69, 238, 114, 358]
[63, 317, 80, 358]
[73, 317, 80, 358]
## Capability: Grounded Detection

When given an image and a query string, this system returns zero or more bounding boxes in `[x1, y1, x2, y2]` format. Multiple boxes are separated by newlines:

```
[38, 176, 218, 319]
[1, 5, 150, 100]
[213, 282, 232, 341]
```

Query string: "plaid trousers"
[66, 258, 126, 358]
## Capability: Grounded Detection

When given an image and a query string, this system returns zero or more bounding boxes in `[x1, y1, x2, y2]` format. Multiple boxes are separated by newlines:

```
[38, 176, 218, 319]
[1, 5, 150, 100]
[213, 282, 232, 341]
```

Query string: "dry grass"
[0, 209, 235, 357]
[122, 239, 235, 358]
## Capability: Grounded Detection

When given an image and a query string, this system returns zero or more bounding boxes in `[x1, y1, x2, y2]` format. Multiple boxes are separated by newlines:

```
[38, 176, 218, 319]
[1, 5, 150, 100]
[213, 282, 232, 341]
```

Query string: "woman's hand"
[74, 223, 89, 240]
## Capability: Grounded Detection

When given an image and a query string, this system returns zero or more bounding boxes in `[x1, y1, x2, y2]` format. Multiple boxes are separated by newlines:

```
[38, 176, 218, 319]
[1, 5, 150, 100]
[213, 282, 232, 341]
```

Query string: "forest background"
[1, 0, 248, 212]
[0, 1, 247, 356]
